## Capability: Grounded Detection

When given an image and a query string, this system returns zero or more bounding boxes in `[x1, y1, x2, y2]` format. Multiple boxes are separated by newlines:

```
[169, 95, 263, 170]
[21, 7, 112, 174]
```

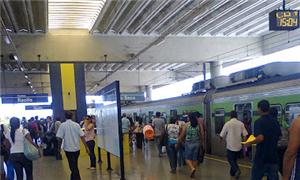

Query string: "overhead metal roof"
[2, 0, 300, 36]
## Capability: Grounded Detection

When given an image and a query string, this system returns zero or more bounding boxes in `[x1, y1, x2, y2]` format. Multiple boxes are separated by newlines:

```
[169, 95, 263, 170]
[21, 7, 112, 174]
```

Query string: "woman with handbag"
[5, 117, 37, 180]
[162, 117, 180, 173]
[179, 113, 205, 178]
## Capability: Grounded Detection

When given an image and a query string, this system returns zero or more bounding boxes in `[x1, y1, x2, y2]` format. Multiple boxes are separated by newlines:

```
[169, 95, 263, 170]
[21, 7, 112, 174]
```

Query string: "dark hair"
[65, 111, 73, 120]
[194, 112, 203, 118]
[188, 113, 198, 128]
[230, 111, 238, 118]
[258, 100, 270, 113]
[169, 117, 176, 124]
[155, 112, 161, 117]
[269, 107, 278, 118]
[10, 117, 20, 143]
[55, 117, 61, 122]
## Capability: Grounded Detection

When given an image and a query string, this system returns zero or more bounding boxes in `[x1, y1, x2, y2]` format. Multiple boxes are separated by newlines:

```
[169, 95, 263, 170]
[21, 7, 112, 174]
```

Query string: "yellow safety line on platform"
[205, 156, 252, 169]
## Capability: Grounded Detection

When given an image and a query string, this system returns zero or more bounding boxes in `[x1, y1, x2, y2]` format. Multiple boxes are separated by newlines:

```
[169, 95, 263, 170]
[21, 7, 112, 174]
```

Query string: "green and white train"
[122, 62, 300, 157]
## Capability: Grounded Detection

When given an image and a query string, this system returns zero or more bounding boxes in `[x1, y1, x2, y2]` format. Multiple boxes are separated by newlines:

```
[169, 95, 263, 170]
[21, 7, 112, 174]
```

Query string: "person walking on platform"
[152, 112, 165, 157]
[270, 107, 289, 175]
[245, 100, 281, 180]
[283, 116, 300, 180]
[219, 111, 248, 179]
[56, 111, 90, 180]
[84, 116, 96, 170]
[54, 117, 62, 160]
[179, 113, 205, 178]
[5, 117, 36, 180]
[163, 117, 180, 173]
[195, 112, 206, 164]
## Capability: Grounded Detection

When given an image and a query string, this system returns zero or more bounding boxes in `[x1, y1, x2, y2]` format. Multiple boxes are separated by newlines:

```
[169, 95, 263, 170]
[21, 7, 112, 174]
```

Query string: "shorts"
[185, 141, 200, 161]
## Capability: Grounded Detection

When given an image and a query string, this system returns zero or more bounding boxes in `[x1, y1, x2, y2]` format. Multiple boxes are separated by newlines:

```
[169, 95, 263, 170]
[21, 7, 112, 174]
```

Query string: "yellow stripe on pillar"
[60, 64, 77, 110]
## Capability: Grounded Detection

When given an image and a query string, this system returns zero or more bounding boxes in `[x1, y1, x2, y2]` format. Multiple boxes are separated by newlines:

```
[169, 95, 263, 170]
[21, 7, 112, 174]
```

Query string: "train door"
[170, 109, 177, 118]
[211, 108, 227, 156]
[270, 104, 282, 122]
[285, 103, 300, 126]
[234, 103, 253, 134]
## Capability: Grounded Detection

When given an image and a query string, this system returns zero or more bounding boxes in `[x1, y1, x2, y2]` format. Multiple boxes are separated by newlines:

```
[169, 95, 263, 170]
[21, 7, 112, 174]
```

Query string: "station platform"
[32, 142, 251, 180]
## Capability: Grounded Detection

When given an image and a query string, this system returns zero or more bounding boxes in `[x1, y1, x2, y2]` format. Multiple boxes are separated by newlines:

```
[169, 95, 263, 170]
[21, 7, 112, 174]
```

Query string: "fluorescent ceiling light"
[48, 0, 106, 30]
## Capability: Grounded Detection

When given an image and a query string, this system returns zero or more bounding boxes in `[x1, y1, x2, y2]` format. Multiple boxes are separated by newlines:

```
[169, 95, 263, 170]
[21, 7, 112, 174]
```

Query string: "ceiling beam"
[191, 0, 250, 35]
[90, 0, 112, 33]
[24, 0, 36, 33]
[235, 1, 300, 36]
[170, 0, 229, 35]
[144, 0, 191, 34]
[132, 0, 173, 34]
[3, 0, 19, 32]
[157, 0, 210, 35]
[198, 0, 264, 36]
[222, 0, 282, 36]
[103, 0, 129, 34]
[117, 0, 152, 34]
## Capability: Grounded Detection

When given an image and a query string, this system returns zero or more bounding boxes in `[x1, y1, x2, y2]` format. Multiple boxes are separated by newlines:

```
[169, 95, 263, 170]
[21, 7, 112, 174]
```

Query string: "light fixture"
[28, 81, 32, 85]
[4, 36, 11, 44]
[13, 55, 18, 61]
[24, 74, 28, 79]
[20, 67, 24, 71]
[30, 85, 33, 89]
[48, 0, 107, 30]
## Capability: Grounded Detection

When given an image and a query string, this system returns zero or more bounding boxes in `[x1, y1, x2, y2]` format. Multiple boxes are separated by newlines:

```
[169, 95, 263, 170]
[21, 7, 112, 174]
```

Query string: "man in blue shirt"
[245, 100, 281, 180]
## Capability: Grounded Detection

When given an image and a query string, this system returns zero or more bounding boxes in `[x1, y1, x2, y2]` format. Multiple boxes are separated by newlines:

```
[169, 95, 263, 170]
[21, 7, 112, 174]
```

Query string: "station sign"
[1, 93, 48, 104]
[269, 10, 299, 31]
[25, 105, 52, 110]
[120, 92, 145, 101]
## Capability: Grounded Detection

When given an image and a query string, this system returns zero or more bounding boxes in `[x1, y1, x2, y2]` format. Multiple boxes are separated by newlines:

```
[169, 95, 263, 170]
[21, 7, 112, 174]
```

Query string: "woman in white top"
[162, 117, 180, 173]
[5, 117, 35, 180]
[84, 116, 96, 169]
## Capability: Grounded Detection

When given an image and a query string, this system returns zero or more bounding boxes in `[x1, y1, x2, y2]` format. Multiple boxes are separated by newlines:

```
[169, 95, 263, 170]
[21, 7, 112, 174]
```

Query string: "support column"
[209, 61, 222, 78]
[145, 85, 153, 101]
[49, 63, 87, 122]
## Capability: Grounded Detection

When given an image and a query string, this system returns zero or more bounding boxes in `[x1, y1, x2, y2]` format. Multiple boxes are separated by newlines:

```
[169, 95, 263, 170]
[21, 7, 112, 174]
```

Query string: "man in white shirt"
[220, 111, 248, 179]
[56, 111, 90, 180]
[121, 113, 131, 134]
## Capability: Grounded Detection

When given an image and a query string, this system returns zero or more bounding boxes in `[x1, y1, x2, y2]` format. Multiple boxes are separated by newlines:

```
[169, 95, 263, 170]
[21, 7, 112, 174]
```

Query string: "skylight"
[48, 0, 106, 30]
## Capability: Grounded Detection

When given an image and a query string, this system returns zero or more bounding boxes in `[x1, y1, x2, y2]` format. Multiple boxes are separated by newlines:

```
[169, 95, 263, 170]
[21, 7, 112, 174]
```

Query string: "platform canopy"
[1, 0, 300, 95]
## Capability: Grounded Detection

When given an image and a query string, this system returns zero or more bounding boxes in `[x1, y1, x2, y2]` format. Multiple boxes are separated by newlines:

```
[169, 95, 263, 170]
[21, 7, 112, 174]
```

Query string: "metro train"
[122, 62, 300, 158]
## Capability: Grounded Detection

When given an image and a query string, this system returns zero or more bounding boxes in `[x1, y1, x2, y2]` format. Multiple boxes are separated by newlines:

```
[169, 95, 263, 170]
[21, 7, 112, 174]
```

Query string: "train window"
[170, 109, 177, 118]
[285, 103, 300, 126]
[215, 109, 225, 134]
[270, 104, 282, 120]
[234, 103, 252, 134]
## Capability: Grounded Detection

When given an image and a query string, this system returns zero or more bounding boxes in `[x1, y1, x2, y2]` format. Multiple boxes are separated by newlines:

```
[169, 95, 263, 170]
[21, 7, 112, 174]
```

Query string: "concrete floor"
[33, 142, 252, 180]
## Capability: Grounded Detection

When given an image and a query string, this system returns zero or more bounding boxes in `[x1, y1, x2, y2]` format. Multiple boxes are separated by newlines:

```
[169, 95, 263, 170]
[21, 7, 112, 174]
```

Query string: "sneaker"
[170, 169, 176, 174]
[235, 170, 241, 179]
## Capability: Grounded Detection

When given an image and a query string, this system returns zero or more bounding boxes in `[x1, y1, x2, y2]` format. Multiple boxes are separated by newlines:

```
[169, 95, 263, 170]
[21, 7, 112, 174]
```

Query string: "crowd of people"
[1, 99, 300, 180]
[0, 113, 97, 180]
[121, 99, 300, 180]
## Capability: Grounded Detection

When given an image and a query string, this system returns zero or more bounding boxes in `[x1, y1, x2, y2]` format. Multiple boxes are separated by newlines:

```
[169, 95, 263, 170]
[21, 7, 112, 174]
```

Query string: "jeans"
[227, 150, 240, 176]
[167, 144, 178, 170]
[6, 160, 14, 180]
[178, 143, 185, 166]
[86, 140, 96, 168]
[65, 151, 81, 180]
[9, 153, 33, 180]
[154, 136, 162, 155]
[251, 163, 279, 180]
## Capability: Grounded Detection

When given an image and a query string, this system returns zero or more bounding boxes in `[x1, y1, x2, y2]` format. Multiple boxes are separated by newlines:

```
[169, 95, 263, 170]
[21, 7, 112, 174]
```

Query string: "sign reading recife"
[269, 10, 299, 31]
[1, 94, 48, 104]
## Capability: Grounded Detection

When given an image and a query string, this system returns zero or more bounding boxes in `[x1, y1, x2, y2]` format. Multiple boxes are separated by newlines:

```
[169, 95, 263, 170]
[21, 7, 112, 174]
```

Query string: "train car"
[122, 62, 300, 159]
